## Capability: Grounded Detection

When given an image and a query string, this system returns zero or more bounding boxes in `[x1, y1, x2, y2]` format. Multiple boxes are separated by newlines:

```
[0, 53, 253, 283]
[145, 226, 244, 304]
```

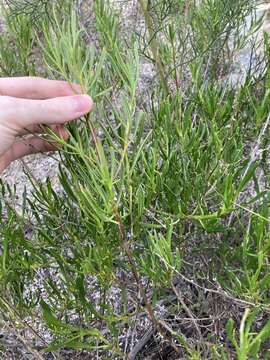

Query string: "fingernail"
[73, 95, 93, 115]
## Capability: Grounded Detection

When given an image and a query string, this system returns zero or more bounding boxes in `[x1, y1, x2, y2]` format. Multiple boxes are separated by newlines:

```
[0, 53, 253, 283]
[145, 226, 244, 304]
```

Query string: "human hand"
[0, 77, 93, 173]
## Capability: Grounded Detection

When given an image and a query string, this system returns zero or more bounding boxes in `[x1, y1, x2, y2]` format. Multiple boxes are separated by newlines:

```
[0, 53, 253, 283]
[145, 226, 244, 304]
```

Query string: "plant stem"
[138, 0, 169, 95]
[112, 202, 180, 354]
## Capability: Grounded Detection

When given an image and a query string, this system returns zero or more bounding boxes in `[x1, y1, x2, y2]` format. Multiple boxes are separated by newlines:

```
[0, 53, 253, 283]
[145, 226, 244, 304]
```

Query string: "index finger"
[0, 76, 82, 99]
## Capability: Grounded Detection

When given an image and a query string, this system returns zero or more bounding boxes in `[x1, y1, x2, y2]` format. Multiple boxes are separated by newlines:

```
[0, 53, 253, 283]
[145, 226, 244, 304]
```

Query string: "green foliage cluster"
[1, 0, 270, 358]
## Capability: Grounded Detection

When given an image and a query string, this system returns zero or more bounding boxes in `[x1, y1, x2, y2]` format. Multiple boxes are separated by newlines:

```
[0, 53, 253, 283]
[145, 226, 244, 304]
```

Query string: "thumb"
[0, 95, 93, 129]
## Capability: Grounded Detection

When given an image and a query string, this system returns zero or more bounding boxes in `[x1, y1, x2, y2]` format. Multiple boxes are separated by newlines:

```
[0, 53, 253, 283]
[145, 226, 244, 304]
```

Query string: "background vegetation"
[1, 0, 270, 358]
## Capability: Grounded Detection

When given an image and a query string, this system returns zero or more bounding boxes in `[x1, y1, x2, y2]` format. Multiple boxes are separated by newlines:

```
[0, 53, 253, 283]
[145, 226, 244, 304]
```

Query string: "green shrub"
[1, 0, 270, 358]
